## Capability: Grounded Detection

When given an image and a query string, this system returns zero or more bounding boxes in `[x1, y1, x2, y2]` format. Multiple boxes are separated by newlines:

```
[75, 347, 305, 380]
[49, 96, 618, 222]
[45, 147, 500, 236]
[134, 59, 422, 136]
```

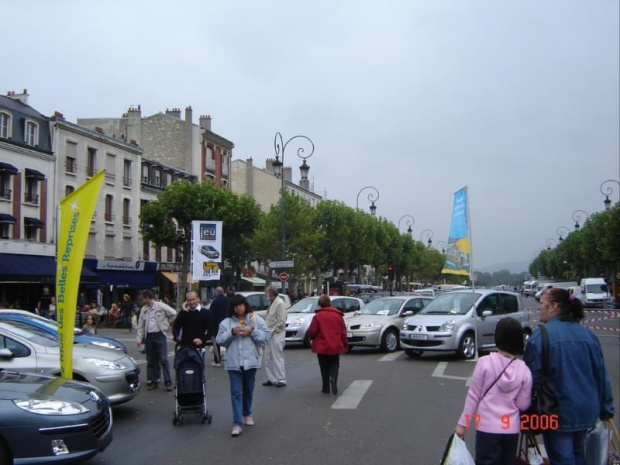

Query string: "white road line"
[331, 380, 373, 410]
[431, 362, 469, 381]
[378, 351, 403, 362]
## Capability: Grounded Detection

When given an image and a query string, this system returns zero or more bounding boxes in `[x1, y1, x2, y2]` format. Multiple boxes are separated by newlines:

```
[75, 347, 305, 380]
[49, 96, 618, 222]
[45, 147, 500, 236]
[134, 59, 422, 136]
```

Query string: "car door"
[341, 298, 361, 317]
[0, 332, 38, 373]
[476, 294, 501, 347]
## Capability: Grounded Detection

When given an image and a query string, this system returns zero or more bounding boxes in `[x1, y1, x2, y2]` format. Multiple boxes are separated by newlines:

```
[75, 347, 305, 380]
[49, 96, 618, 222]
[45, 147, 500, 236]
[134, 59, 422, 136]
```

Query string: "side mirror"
[0, 348, 14, 360]
[402, 310, 414, 317]
[481, 310, 493, 319]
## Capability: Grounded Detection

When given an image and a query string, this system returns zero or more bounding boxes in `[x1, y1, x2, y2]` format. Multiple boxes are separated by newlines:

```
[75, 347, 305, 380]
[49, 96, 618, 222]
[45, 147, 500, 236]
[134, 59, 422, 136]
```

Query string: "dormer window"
[0, 112, 11, 139]
[25, 121, 38, 146]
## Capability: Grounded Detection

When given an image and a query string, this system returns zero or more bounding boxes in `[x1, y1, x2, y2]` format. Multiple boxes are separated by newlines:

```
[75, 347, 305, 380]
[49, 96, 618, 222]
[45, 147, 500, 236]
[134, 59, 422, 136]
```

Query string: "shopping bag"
[516, 433, 549, 465]
[586, 420, 609, 465]
[440, 434, 475, 465]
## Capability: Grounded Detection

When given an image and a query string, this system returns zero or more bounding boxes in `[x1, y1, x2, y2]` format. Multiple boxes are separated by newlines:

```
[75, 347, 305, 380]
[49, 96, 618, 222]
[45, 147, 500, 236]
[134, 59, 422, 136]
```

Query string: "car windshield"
[585, 284, 608, 293]
[0, 321, 58, 347]
[418, 292, 480, 315]
[360, 298, 405, 316]
[287, 298, 319, 314]
[0, 312, 59, 332]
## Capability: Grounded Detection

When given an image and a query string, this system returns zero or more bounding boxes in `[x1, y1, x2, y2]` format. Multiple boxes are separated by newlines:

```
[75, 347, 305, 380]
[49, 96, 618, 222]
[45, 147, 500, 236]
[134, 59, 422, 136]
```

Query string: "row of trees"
[140, 180, 447, 299]
[529, 205, 620, 281]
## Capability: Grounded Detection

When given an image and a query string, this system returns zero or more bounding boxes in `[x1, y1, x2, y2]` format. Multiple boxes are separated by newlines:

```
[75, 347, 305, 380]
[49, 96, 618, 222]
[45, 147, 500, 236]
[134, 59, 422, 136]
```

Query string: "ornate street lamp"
[600, 179, 620, 211]
[556, 226, 570, 243]
[356, 186, 380, 216]
[571, 210, 590, 231]
[420, 229, 434, 248]
[546, 238, 557, 250]
[436, 241, 447, 254]
[398, 215, 415, 236]
[271, 132, 315, 283]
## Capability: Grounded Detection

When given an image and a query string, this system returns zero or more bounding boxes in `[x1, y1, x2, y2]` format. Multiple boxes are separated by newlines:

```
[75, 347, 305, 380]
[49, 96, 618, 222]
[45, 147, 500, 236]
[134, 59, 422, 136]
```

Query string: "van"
[579, 278, 611, 308]
[523, 281, 538, 298]
[534, 281, 579, 301]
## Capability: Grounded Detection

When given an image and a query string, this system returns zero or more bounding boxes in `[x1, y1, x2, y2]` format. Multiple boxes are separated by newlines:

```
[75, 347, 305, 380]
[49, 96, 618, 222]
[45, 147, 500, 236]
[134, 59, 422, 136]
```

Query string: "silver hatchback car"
[0, 320, 140, 405]
[400, 289, 531, 359]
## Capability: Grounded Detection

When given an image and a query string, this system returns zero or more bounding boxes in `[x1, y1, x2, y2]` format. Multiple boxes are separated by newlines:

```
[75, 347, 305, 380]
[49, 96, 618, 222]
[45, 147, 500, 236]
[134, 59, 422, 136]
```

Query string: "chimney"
[283, 166, 292, 183]
[127, 105, 142, 145]
[94, 126, 104, 134]
[6, 89, 29, 105]
[184, 106, 193, 124]
[53, 111, 65, 120]
[199, 115, 212, 131]
[166, 108, 182, 118]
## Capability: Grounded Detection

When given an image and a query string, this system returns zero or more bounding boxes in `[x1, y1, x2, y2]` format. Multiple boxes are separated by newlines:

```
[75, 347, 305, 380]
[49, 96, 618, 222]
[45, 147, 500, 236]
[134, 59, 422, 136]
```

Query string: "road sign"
[269, 260, 295, 269]
[279, 272, 289, 282]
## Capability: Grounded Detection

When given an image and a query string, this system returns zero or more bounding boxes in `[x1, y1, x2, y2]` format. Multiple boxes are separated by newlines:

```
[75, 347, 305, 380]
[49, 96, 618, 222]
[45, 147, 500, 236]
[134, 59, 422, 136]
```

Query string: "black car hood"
[0, 370, 101, 404]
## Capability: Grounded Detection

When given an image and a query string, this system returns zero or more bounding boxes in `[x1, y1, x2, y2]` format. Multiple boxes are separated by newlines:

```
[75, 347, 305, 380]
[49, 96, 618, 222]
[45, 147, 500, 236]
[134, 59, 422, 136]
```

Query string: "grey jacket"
[136, 301, 177, 343]
[216, 314, 270, 371]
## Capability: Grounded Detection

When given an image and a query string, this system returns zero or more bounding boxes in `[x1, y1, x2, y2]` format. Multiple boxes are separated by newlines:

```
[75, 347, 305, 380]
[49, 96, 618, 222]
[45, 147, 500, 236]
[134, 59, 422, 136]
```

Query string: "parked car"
[237, 292, 292, 318]
[0, 369, 112, 464]
[346, 296, 432, 352]
[285, 296, 365, 347]
[0, 310, 127, 353]
[400, 289, 531, 359]
[0, 320, 140, 405]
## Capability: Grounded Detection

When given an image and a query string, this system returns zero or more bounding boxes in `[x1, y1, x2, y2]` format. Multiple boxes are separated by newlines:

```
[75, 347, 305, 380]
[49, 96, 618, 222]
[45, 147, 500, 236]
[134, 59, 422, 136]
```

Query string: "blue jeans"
[543, 430, 587, 465]
[145, 332, 172, 386]
[227, 368, 257, 426]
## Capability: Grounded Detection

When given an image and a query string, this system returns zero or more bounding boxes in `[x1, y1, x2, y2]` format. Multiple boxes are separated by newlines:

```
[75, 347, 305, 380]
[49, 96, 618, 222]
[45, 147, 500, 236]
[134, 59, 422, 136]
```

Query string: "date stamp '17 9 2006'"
[464, 414, 559, 431]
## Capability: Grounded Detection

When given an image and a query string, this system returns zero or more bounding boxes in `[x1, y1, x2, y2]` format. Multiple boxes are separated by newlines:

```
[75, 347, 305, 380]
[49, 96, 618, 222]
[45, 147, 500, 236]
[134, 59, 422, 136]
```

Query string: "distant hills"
[477, 261, 529, 275]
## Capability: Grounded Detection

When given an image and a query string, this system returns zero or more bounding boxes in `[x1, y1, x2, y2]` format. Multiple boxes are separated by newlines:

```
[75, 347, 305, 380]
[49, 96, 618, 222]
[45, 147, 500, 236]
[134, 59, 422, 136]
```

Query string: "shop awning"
[25, 168, 45, 180]
[98, 269, 155, 288]
[0, 254, 98, 283]
[242, 276, 266, 286]
[0, 214, 16, 224]
[161, 272, 199, 284]
[24, 217, 44, 228]
[0, 162, 18, 174]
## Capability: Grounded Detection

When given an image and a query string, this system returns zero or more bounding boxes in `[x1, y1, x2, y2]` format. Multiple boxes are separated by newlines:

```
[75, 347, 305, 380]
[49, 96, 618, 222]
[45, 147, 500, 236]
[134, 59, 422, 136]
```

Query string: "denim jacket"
[216, 314, 270, 371]
[523, 317, 614, 432]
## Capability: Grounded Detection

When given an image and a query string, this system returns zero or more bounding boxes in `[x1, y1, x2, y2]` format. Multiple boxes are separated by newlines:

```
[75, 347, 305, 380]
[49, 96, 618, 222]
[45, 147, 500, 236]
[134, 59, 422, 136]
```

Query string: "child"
[82, 314, 98, 335]
[455, 317, 532, 465]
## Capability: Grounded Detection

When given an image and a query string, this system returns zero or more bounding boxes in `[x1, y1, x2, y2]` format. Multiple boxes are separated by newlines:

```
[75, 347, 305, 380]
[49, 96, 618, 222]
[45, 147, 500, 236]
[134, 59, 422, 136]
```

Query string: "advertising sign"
[191, 221, 223, 281]
[441, 187, 471, 277]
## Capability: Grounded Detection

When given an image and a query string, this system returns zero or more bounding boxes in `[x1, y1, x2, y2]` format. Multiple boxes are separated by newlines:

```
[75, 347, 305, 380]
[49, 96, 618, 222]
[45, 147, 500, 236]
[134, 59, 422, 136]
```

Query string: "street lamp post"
[546, 238, 558, 250]
[571, 210, 590, 231]
[556, 226, 570, 243]
[420, 229, 434, 248]
[271, 132, 315, 292]
[398, 215, 415, 236]
[435, 241, 447, 254]
[356, 186, 380, 216]
[600, 179, 620, 210]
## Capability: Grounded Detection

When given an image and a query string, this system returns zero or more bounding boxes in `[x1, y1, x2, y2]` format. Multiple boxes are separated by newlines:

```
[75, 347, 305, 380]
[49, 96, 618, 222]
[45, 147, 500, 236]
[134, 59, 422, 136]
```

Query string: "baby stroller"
[172, 346, 212, 425]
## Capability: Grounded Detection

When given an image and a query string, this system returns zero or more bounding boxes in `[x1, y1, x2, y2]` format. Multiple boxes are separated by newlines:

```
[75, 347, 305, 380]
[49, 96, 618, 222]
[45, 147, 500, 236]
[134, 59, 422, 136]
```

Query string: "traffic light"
[387, 264, 395, 281]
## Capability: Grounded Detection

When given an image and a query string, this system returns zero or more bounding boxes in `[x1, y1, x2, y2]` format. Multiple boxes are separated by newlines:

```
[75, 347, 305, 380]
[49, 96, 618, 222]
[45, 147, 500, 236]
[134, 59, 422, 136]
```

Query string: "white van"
[579, 278, 611, 308]
[523, 281, 538, 298]
[534, 281, 579, 301]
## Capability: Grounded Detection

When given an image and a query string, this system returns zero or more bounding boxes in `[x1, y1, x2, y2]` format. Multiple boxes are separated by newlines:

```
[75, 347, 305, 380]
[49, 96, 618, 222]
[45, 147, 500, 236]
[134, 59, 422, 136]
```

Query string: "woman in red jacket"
[306, 294, 348, 395]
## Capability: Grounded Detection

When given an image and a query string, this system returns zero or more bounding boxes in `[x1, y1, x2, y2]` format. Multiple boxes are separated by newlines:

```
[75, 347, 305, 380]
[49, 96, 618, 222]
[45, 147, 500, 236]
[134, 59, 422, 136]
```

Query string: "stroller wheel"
[207, 414, 213, 424]
[179, 415, 184, 425]
[200, 414, 206, 424]
[172, 415, 179, 426]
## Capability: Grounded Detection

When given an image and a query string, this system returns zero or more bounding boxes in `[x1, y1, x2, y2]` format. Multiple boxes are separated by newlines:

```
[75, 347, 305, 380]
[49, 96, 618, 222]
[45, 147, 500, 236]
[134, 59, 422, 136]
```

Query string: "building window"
[0, 112, 11, 139]
[142, 164, 150, 183]
[86, 147, 97, 177]
[104, 194, 114, 222]
[24, 178, 39, 204]
[65, 185, 75, 197]
[0, 223, 11, 239]
[166, 247, 173, 262]
[105, 153, 116, 182]
[123, 198, 131, 225]
[123, 159, 132, 187]
[25, 121, 38, 146]
[165, 172, 173, 187]
[153, 168, 161, 187]
[0, 173, 11, 200]
[25, 225, 38, 241]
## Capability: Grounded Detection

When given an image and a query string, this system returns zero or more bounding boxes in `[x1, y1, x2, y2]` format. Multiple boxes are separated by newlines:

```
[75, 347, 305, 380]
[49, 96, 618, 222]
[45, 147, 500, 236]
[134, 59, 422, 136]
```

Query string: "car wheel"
[458, 332, 476, 359]
[0, 439, 11, 465]
[405, 349, 423, 359]
[380, 329, 399, 353]
[302, 333, 311, 349]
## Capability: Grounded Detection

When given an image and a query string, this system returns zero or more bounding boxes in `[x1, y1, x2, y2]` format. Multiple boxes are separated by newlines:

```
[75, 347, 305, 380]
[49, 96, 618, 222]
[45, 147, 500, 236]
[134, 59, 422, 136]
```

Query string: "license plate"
[347, 332, 353, 338]
[409, 334, 427, 340]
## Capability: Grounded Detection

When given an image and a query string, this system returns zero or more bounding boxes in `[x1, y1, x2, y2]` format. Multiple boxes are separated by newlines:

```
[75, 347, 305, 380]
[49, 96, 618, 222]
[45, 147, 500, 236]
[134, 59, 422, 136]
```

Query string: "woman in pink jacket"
[455, 317, 532, 465]
[306, 294, 348, 395]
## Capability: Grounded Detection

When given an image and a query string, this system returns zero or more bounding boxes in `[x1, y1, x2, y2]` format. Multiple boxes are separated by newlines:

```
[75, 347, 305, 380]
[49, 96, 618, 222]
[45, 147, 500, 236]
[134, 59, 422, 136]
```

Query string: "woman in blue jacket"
[216, 294, 270, 437]
[524, 288, 614, 464]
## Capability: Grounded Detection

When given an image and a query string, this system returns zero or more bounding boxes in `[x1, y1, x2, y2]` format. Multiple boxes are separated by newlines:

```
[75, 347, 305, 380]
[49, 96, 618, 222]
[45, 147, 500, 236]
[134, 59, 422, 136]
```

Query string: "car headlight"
[402, 322, 409, 330]
[289, 318, 307, 328]
[91, 341, 120, 350]
[84, 358, 127, 370]
[360, 323, 383, 330]
[440, 320, 456, 332]
[14, 399, 90, 415]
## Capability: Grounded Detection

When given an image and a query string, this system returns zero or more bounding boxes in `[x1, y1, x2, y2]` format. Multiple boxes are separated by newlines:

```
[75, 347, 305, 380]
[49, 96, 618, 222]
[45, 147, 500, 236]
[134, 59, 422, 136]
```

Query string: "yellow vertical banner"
[56, 171, 105, 378]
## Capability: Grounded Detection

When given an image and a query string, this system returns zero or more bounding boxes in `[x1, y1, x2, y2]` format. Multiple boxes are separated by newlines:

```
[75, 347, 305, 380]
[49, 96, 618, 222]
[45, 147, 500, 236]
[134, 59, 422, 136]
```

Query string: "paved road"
[83, 310, 619, 465]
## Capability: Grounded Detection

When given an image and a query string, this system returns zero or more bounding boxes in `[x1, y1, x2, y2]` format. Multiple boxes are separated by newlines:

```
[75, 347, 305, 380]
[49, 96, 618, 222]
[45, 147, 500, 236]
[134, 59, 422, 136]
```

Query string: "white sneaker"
[243, 415, 254, 426]
[211, 362, 221, 367]
[231, 425, 242, 437]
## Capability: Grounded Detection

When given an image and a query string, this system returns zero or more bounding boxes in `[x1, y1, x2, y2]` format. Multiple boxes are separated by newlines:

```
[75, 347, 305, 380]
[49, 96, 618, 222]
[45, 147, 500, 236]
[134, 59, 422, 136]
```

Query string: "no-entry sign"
[279, 272, 289, 282]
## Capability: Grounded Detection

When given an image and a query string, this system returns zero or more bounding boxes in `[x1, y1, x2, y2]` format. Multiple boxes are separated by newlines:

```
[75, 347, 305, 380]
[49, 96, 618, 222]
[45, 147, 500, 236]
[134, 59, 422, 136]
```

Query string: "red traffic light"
[387, 265, 394, 272]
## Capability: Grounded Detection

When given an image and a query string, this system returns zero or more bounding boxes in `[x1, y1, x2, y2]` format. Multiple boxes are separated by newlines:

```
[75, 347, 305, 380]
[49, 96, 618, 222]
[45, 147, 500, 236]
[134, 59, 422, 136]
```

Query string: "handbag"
[516, 433, 549, 465]
[523, 325, 558, 435]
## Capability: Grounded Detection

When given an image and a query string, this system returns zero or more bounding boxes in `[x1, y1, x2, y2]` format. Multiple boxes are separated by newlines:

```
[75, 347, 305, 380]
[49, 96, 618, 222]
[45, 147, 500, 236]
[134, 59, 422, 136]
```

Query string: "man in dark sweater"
[208, 287, 229, 366]
[173, 291, 212, 349]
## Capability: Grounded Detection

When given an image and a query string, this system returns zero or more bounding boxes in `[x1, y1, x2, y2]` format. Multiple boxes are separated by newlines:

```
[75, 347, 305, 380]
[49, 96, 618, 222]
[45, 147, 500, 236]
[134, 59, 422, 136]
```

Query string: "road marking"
[331, 380, 373, 409]
[431, 362, 469, 381]
[378, 351, 402, 362]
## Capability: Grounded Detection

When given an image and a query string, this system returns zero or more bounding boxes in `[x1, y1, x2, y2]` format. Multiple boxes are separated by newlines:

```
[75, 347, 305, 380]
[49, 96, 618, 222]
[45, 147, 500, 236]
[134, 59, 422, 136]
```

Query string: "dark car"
[0, 369, 112, 464]
[0, 310, 127, 353]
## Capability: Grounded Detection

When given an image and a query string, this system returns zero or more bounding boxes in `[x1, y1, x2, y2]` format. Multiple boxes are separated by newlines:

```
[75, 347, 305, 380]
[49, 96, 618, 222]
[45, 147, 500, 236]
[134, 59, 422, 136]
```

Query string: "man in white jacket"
[262, 285, 287, 387]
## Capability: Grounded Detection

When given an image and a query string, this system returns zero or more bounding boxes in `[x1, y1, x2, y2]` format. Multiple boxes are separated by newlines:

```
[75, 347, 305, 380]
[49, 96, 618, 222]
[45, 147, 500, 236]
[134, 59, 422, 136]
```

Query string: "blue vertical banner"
[441, 187, 471, 277]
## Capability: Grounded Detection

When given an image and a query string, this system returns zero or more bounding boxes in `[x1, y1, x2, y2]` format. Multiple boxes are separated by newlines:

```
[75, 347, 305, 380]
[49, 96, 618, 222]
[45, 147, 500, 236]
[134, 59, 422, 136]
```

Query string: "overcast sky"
[4, 0, 619, 272]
